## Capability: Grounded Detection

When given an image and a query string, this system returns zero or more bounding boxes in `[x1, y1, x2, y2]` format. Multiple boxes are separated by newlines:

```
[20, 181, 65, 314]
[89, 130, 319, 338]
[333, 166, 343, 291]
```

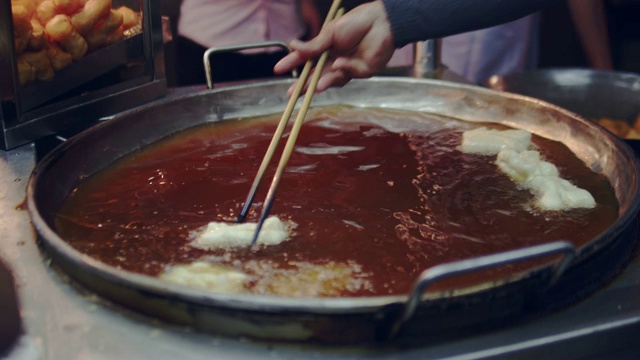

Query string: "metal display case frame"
[0, 0, 166, 150]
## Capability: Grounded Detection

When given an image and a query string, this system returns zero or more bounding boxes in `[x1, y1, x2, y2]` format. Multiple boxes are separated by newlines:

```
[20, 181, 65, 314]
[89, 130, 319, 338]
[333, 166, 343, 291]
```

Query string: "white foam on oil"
[159, 258, 373, 297]
[286, 164, 318, 173]
[496, 149, 596, 210]
[460, 127, 596, 210]
[308, 107, 456, 135]
[295, 145, 364, 155]
[458, 127, 531, 155]
[342, 220, 365, 229]
[356, 164, 380, 171]
[159, 262, 250, 293]
[191, 216, 295, 249]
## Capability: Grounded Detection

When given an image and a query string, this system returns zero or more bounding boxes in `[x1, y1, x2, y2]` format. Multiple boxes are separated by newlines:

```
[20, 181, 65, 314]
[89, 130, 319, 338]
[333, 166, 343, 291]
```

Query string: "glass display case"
[0, 0, 166, 150]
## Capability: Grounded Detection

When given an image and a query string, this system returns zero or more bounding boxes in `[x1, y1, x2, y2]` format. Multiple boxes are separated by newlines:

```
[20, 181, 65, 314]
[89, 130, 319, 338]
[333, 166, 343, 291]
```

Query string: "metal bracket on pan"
[388, 241, 577, 339]
[203, 41, 297, 89]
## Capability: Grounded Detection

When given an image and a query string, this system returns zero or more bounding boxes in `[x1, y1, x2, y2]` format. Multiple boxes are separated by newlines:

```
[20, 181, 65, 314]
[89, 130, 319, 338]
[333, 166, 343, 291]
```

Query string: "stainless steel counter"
[2, 93, 640, 359]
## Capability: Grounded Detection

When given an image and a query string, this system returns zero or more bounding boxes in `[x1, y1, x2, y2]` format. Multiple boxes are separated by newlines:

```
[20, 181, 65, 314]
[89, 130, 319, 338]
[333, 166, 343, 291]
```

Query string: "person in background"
[274, 0, 557, 92]
[441, 0, 613, 85]
[566, 0, 613, 70]
[440, 15, 540, 85]
[274, 0, 611, 92]
[173, 0, 322, 86]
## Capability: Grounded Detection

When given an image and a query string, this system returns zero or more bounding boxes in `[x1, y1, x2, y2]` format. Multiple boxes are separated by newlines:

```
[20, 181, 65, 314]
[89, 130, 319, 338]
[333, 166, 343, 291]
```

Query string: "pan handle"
[388, 240, 576, 339]
[203, 41, 297, 89]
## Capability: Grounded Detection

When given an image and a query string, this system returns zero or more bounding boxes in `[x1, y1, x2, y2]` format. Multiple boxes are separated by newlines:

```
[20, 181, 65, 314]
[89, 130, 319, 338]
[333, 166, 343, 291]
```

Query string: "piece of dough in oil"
[192, 216, 292, 249]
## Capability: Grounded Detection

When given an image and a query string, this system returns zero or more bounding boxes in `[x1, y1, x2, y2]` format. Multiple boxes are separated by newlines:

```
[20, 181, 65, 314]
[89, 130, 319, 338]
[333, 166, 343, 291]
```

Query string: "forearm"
[567, 0, 613, 70]
[381, 0, 557, 47]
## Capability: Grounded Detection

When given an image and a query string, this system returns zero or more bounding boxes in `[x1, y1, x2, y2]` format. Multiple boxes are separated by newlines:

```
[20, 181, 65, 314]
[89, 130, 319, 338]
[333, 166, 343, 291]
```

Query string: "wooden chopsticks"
[236, 0, 344, 245]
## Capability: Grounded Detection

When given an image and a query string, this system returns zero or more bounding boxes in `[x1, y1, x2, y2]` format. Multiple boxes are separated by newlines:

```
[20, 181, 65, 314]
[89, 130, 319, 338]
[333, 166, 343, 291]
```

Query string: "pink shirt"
[441, 15, 539, 84]
[178, 0, 306, 50]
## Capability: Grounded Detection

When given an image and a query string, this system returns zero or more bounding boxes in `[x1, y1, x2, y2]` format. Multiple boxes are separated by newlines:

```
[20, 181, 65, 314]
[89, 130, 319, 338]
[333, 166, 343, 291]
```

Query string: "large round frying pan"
[27, 78, 640, 344]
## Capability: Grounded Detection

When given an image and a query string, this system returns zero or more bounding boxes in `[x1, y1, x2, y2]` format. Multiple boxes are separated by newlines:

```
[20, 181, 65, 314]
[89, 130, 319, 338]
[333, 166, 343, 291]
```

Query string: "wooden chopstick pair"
[235, 0, 345, 245]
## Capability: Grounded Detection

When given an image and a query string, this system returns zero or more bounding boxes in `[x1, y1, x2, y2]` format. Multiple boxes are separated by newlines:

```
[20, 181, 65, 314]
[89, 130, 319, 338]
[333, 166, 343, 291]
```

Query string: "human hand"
[274, 0, 395, 94]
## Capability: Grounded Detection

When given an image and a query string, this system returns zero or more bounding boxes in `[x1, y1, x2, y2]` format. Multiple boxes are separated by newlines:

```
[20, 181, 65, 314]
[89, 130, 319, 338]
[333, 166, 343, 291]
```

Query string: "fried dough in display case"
[0, 0, 166, 150]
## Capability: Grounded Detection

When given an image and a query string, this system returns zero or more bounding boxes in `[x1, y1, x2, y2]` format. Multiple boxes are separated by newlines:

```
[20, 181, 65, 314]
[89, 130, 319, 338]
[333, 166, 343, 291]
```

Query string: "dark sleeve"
[380, 0, 558, 47]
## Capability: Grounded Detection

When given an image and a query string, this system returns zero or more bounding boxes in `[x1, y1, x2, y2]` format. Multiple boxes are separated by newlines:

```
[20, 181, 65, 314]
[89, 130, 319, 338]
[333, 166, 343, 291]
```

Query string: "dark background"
[538, 0, 640, 72]
[160, 0, 640, 86]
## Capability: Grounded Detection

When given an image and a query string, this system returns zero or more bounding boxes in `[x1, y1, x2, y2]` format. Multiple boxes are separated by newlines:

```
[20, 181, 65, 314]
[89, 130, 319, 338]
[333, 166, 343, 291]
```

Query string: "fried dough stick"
[12, 4, 32, 55]
[28, 18, 46, 51]
[45, 14, 88, 60]
[36, 0, 57, 25]
[115, 5, 138, 31]
[53, 0, 86, 15]
[46, 43, 73, 71]
[71, 0, 111, 34]
[85, 9, 123, 50]
[17, 50, 54, 84]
